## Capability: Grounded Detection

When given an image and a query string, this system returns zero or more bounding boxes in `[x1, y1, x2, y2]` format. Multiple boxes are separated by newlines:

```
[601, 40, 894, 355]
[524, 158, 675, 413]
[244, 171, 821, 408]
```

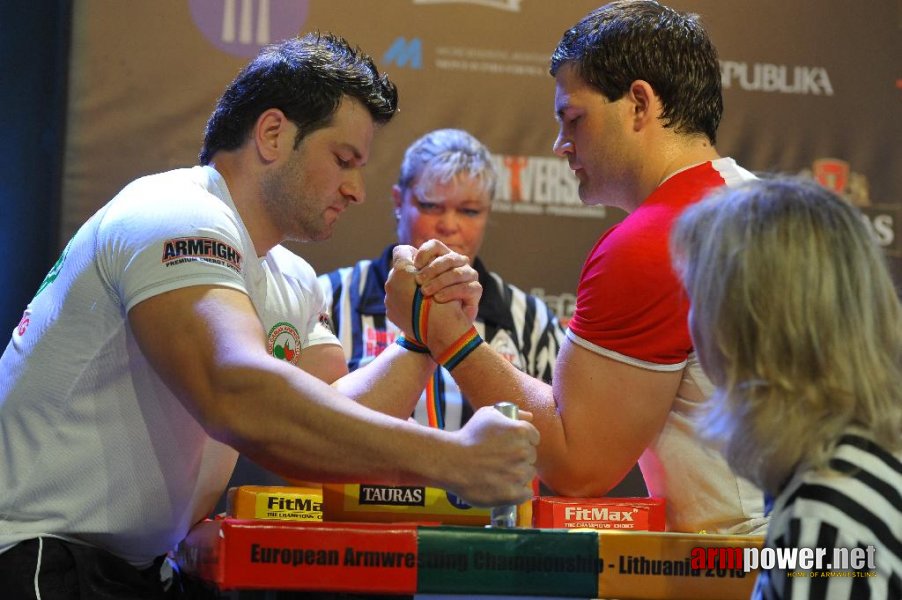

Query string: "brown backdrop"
[63, 0, 902, 325]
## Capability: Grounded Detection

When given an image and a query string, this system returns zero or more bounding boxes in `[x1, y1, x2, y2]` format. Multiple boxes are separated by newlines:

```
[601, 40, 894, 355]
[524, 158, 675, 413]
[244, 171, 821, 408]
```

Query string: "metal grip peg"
[489, 402, 519, 528]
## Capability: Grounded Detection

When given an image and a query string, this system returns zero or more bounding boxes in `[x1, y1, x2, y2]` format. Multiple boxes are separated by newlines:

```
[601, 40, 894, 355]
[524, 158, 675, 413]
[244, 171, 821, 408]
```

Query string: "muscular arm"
[298, 343, 349, 383]
[298, 344, 435, 419]
[388, 249, 679, 497]
[313, 241, 475, 419]
[300, 342, 435, 418]
[128, 284, 536, 505]
[332, 344, 435, 418]
[453, 331, 678, 496]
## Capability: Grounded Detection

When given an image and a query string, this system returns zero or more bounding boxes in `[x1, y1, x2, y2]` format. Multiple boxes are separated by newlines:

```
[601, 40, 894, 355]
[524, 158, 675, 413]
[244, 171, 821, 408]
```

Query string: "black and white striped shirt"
[319, 244, 564, 431]
[754, 430, 902, 599]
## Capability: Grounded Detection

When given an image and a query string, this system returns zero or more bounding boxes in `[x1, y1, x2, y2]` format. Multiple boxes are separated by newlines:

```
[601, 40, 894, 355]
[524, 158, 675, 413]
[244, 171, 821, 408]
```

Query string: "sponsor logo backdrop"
[63, 0, 902, 322]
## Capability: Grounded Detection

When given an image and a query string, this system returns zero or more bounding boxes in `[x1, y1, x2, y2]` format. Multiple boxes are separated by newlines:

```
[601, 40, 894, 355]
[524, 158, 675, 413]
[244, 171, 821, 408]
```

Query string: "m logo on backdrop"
[383, 37, 423, 70]
[189, 0, 309, 57]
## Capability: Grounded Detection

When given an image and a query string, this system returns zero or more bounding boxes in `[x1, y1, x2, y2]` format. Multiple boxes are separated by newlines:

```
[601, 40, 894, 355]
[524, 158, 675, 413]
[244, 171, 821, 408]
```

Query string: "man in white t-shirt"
[0, 33, 538, 598]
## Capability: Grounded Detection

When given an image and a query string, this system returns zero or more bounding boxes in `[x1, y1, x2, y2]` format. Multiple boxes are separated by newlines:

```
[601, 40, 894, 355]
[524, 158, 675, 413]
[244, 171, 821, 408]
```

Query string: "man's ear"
[254, 108, 291, 163]
[626, 80, 658, 132]
[391, 184, 403, 210]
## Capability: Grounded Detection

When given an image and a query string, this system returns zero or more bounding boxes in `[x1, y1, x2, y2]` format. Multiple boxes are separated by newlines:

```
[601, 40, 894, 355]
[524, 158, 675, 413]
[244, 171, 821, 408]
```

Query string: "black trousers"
[0, 538, 218, 599]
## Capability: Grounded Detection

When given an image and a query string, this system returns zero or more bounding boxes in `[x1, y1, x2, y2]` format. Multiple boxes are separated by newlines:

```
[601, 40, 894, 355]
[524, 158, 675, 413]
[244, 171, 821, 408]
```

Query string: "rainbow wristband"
[411, 286, 431, 345]
[396, 335, 429, 354]
[435, 326, 483, 371]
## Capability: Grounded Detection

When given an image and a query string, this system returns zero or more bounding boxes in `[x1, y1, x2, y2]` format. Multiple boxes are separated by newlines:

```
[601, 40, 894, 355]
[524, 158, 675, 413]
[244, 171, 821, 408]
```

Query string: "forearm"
[426, 311, 570, 480]
[127, 284, 527, 504]
[333, 343, 435, 418]
[430, 314, 657, 497]
[207, 357, 456, 487]
[444, 344, 573, 482]
[298, 343, 349, 384]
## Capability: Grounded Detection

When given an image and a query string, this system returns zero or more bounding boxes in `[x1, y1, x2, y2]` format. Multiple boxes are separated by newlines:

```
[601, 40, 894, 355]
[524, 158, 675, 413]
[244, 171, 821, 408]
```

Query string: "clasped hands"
[386, 240, 541, 507]
[385, 240, 479, 357]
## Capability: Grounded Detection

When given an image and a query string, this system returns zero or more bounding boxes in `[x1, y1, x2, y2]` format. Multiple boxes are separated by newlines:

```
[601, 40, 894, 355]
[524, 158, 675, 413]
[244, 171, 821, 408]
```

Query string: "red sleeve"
[567, 207, 692, 368]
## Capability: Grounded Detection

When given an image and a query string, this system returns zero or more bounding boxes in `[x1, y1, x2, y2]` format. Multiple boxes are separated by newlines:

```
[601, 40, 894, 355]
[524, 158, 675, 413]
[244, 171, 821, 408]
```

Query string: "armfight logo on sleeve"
[161, 237, 243, 273]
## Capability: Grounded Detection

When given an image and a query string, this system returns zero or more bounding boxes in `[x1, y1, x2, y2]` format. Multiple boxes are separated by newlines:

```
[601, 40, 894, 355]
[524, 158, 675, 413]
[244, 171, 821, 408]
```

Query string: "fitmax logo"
[384, 37, 423, 69]
[564, 506, 635, 522]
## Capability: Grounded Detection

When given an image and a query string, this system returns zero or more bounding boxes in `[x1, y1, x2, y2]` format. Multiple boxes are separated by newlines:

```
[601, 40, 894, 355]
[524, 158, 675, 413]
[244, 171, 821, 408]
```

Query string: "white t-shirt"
[0, 166, 338, 567]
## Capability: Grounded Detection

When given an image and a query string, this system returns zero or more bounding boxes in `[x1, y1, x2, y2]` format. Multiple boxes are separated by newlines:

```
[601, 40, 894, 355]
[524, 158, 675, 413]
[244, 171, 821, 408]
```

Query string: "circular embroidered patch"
[267, 321, 301, 365]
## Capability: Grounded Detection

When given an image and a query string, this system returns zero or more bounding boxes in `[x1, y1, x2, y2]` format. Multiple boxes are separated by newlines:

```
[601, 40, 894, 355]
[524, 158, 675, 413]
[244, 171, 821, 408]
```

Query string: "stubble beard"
[262, 161, 332, 243]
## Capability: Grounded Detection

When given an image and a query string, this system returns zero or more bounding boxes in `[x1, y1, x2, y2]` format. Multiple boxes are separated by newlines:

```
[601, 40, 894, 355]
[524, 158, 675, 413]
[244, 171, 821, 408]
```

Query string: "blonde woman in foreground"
[670, 177, 901, 599]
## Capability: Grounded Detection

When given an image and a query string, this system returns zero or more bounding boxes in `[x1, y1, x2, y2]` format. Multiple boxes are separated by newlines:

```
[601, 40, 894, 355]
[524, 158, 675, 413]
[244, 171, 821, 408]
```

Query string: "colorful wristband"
[425, 370, 444, 429]
[411, 286, 431, 345]
[395, 335, 430, 354]
[435, 326, 483, 371]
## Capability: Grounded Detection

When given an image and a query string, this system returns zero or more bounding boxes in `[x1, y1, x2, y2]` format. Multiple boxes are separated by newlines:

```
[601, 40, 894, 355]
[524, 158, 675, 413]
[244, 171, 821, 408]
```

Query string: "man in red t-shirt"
[386, 1, 766, 534]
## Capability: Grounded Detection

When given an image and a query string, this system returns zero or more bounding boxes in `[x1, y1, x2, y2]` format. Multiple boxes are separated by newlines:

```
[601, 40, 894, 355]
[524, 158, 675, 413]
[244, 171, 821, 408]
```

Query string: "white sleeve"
[302, 276, 340, 349]
[96, 177, 248, 311]
[267, 245, 341, 350]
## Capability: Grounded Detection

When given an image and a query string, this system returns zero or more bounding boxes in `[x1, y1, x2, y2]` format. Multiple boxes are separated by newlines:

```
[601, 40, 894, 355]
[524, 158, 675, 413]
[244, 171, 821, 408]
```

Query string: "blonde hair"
[671, 177, 902, 494]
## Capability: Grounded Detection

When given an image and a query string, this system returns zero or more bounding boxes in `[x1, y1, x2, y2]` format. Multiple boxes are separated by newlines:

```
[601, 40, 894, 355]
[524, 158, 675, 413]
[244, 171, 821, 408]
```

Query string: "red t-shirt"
[567, 160, 745, 369]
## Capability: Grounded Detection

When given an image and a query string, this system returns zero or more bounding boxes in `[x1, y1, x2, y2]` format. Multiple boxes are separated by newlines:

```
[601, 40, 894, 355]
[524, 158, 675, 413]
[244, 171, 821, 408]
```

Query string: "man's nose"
[340, 171, 365, 204]
[552, 129, 573, 158]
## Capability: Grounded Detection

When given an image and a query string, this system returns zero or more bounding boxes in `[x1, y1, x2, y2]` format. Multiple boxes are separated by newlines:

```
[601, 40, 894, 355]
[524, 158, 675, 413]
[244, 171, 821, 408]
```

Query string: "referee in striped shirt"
[670, 177, 901, 599]
[320, 128, 565, 431]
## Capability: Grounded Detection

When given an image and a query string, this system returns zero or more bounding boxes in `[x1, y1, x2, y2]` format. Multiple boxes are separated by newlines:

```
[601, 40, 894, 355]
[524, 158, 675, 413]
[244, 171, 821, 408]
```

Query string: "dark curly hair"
[551, 1, 722, 144]
[200, 32, 398, 164]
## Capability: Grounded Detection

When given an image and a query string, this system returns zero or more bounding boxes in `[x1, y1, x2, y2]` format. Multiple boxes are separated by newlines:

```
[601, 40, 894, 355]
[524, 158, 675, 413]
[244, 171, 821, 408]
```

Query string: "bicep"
[127, 285, 270, 423]
[550, 338, 680, 493]
[298, 343, 349, 384]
